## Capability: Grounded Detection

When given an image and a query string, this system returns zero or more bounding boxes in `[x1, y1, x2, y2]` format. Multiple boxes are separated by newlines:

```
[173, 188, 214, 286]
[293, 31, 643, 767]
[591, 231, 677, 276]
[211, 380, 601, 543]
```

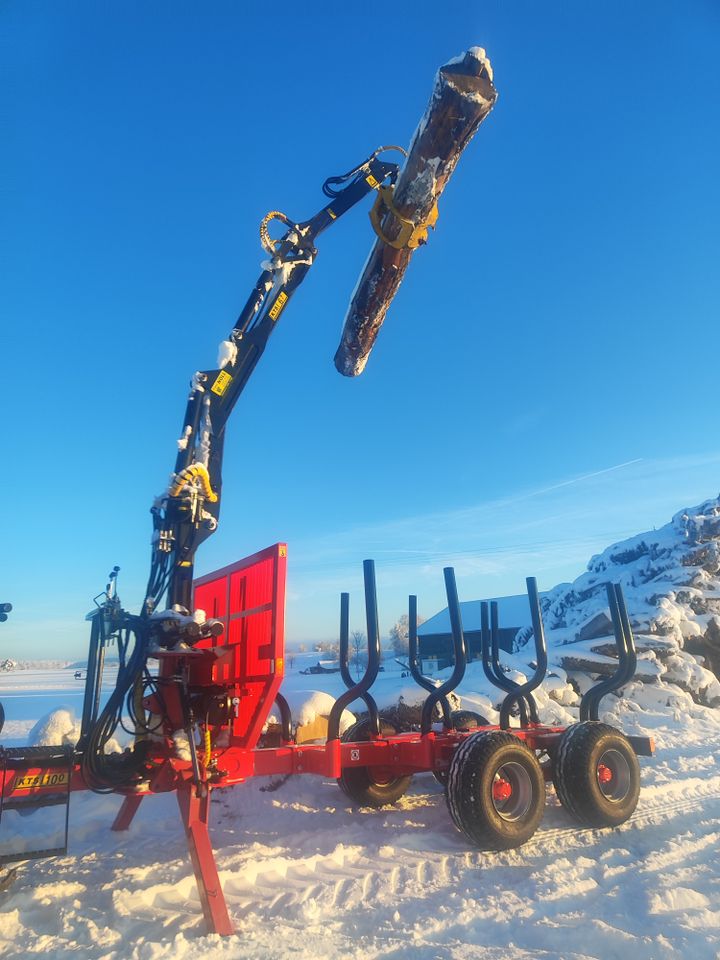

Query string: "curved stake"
[407, 594, 452, 727]
[272, 693, 294, 743]
[327, 561, 383, 741]
[338, 591, 380, 729]
[420, 568, 467, 734]
[580, 583, 637, 721]
[498, 578, 547, 728]
[480, 601, 530, 726]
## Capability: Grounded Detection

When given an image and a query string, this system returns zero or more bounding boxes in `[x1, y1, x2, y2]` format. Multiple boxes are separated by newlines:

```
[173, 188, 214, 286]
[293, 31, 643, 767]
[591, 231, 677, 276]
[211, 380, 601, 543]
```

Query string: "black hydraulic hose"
[420, 568, 467, 735]
[81, 617, 150, 792]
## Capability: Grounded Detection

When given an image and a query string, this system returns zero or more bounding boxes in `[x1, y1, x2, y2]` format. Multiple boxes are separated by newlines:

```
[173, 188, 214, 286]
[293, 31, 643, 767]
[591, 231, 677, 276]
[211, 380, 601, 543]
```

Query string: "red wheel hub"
[368, 767, 395, 786]
[493, 777, 513, 802]
[597, 763, 613, 784]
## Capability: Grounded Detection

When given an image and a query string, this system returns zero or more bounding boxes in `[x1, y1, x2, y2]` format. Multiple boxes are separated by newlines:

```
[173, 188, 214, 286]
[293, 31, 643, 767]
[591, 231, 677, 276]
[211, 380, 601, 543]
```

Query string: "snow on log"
[560, 652, 663, 682]
[334, 46, 497, 376]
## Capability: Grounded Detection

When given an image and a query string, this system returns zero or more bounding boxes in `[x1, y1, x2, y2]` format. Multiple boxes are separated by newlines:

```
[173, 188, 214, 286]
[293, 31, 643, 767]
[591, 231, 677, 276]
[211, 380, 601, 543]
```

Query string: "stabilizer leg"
[176, 785, 233, 936]
[111, 794, 143, 831]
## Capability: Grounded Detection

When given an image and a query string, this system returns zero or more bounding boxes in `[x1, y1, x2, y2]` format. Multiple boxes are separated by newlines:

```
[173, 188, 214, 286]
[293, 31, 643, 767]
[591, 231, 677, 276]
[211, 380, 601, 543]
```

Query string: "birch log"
[334, 47, 497, 376]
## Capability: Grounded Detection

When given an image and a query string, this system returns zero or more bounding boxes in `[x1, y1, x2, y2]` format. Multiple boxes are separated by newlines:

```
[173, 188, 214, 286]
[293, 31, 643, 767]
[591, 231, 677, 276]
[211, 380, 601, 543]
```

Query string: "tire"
[433, 711, 490, 786]
[338, 718, 412, 808]
[449, 710, 490, 732]
[553, 721, 640, 828]
[445, 731, 545, 849]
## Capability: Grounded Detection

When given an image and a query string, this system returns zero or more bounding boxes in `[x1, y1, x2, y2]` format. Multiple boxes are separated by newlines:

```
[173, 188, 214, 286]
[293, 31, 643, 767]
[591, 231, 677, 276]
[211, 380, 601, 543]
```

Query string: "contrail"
[526, 458, 644, 499]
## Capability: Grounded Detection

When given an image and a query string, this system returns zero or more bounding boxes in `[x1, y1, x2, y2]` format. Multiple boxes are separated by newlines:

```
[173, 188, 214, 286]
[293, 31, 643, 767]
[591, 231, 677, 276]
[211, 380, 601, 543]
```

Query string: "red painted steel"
[192, 543, 287, 751]
[177, 784, 234, 936]
[0, 543, 655, 937]
[111, 795, 143, 832]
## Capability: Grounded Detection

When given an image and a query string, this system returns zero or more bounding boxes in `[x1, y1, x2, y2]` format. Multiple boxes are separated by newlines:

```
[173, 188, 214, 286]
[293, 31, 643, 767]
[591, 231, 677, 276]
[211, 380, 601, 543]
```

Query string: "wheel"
[445, 731, 545, 849]
[449, 710, 490, 731]
[432, 711, 490, 786]
[338, 718, 412, 808]
[553, 721, 640, 827]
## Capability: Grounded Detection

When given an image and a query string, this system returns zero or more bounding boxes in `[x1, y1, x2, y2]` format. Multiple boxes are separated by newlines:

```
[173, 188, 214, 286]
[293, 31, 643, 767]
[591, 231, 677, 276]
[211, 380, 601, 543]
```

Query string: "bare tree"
[389, 613, 425, 657]
[350, 630, 366, 679]
[315, 639, 340, 656]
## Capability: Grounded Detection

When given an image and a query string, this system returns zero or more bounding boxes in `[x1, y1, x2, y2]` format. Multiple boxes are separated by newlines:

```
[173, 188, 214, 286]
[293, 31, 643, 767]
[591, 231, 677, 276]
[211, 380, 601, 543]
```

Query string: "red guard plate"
[193, 543, 287, 750]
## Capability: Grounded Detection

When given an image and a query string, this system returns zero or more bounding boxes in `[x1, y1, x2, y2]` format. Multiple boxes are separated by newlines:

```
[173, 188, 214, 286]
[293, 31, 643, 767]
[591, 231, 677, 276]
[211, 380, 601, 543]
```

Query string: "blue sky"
[2, 2, 719, 658]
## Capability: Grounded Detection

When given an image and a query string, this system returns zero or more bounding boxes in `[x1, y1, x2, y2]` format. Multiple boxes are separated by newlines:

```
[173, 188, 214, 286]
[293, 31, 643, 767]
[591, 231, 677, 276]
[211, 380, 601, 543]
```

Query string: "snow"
[419, 594, 542, 635]
[2, 499, 720, 956]
[176, 425, 192, 451]
[216, 339, 238, 369]
[267, 689, 355, 734]
[421, 497, 720, 709]
[445, 46, 494, 83]
[27, 708, 81, 748]
[1, 649, 719, 958]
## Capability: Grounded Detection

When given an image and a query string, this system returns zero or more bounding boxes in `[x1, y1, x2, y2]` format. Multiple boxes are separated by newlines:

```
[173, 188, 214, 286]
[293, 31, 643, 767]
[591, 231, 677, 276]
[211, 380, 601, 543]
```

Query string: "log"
[560, 653, 663, 682]
[334, 47, 497, 376]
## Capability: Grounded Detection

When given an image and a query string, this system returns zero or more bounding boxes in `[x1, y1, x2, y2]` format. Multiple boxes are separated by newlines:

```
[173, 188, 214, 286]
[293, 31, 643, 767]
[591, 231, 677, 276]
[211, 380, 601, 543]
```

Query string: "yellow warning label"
[366, 174, 379, 188]
[14, 771, 69, 790]
[268, 291, 288, 321]
[279, 546, 287, 557]
[211, 370, 233, 396]
[276, 658, 284, 672]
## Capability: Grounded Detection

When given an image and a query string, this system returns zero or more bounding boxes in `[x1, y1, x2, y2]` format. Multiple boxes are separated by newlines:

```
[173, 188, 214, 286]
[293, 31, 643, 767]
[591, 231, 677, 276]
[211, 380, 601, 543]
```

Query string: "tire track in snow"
[108, 774, 720, 930]
[214, 786, 719, 925]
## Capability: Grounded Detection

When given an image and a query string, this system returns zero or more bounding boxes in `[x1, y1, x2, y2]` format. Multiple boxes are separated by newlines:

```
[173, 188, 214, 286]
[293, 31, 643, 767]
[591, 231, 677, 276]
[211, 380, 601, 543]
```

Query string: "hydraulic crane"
[15, 52, 658, 943]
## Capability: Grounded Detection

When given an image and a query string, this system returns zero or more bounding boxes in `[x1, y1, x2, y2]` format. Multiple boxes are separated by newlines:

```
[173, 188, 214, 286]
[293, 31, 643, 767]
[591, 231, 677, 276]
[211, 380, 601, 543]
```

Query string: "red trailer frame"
[0, 545, 654, 937]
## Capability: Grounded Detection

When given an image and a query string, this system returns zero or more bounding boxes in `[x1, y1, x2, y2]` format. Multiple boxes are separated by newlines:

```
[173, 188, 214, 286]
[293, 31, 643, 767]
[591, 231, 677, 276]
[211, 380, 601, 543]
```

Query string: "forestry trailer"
[0, 48, 653, 936]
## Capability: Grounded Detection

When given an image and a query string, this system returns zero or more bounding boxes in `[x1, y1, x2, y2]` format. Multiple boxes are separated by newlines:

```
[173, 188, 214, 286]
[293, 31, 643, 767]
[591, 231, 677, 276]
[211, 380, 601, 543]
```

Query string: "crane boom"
[148, 150, 402, 616]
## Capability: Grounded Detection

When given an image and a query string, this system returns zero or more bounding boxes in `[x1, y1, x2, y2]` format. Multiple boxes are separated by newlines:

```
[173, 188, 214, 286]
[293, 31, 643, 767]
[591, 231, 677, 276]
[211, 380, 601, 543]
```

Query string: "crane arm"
[146, 150, 402, 615]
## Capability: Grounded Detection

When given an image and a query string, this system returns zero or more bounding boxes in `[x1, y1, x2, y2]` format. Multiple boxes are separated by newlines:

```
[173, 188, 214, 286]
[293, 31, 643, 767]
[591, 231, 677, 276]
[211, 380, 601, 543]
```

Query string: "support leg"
[111, 794, 143, 832]
[176, 785, 234, 936]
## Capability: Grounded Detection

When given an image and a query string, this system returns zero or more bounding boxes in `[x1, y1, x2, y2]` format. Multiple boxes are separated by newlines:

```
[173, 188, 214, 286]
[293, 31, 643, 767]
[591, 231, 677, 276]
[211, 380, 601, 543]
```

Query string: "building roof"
[417, 593, 544, 636]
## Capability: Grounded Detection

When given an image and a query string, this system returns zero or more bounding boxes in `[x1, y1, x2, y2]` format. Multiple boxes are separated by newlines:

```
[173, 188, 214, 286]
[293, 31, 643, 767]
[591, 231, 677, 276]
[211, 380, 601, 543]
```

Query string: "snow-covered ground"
[2, 497, 720, 957]
[1, 657, 719, 960]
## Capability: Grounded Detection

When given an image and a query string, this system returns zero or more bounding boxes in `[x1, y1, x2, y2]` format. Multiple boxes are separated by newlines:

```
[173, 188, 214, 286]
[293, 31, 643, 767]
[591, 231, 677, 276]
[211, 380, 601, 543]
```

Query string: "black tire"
[553, 721, 640, 827]
[445, 731, 545, 849]
[449, 710, 490, 732]
[432, 711, 490, 786]
[338, 718, 412, 808]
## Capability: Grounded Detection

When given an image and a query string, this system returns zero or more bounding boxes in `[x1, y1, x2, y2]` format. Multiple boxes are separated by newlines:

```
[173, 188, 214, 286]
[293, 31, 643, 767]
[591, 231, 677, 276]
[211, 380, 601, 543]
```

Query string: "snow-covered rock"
[528, 496, 720, 706]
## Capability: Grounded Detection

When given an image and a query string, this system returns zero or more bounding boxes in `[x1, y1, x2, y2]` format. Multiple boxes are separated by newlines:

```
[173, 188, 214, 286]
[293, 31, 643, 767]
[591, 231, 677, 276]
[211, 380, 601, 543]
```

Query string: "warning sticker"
[268, 291, 288, 321]
[211, 370, 233, 397]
